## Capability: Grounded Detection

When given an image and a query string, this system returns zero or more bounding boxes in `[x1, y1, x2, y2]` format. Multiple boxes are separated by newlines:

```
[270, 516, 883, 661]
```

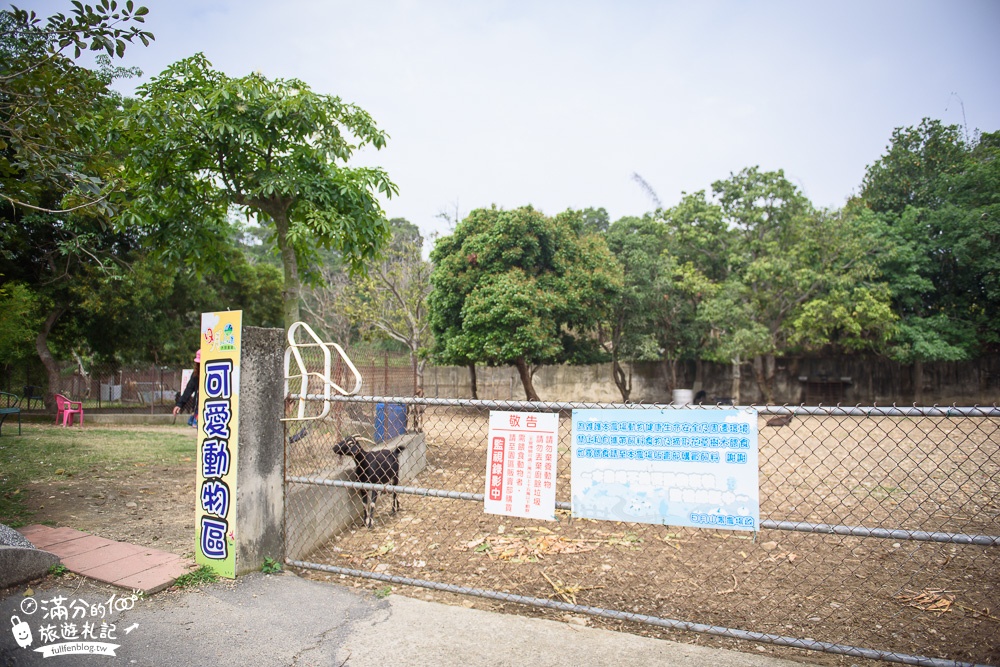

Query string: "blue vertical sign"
[571, 408, 760, 531]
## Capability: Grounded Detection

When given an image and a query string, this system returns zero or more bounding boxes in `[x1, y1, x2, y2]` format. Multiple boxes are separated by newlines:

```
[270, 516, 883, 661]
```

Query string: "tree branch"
[1, 192, 109, 214]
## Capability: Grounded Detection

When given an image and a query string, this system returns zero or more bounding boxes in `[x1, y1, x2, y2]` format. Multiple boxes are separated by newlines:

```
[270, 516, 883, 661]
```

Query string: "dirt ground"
[21, 426, 197, 559]
[16, 412, 1000, 667]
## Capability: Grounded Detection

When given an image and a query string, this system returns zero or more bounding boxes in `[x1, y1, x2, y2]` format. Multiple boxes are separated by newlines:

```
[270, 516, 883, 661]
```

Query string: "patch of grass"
[173, 566, 220, 588]
[261, 557, 282, 574]
[0, 424, 197, 526]
[869, 484, 902, 500]
[374, 585, 392, 599]
[0, 483, 31, 527]
[48, 564, 68, 577]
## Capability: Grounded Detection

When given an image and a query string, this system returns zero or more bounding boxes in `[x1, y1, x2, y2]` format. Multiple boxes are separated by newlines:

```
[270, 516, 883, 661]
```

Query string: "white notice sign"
[484, 411, 559, 521]
[571, 408, 760, 531]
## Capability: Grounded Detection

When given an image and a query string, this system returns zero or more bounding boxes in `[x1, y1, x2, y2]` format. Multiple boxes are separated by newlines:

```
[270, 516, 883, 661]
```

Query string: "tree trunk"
[272, 207, 301, 329]
[514, 357, 541, 401]
[730, 355, 741, 405]
[468, 363, 478, 399]
[752, 354, 776, 404]
[36, 307, 65, 412]
[409, 348, 420, 394]
[868, 359, 875, 404]
[913, 359, 924, 406]
[611, 352, 631, 403]
[693, 358, 704, 394]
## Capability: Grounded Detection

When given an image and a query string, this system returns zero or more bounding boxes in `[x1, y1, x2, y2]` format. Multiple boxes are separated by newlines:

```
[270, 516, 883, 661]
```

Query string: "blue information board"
[571, 408, 760, 531]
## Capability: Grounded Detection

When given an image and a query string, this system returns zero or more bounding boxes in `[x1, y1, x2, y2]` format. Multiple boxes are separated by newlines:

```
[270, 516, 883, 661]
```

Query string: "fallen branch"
[716, 574, 739, 595]
[541, 570, 604, 605]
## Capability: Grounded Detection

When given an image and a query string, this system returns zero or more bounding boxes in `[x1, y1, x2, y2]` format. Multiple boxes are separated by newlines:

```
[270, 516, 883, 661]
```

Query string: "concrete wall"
[424, 355, 1000, 405]
[423, 362, 721, 403]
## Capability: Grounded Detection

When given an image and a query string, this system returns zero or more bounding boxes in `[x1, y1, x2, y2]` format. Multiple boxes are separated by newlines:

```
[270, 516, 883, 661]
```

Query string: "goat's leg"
[359, 489, 370, 528]
[366, 490, 379, 528]
[391, 477, 400, 513]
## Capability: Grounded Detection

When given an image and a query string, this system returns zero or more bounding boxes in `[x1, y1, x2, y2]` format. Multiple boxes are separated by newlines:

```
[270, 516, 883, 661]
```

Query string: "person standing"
[173, 350, 200, 427]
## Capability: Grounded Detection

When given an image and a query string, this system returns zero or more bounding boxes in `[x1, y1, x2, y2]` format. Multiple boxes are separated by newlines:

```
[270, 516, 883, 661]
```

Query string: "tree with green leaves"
[1, 199, 141, 407]
[678, 168, 893, 403]
[429, 205, 621, 401]
[82, 248, 283, 365]
[1, 2, 152, 211]
[602, 215, 667, 401]
[859, 119, 999, 402]
[686, 276, 770, 404]
[655, 192, 731, 393]
[0, 2, 152, 408]
[342, 219, 433, 391]
[121, 54, 398, 329]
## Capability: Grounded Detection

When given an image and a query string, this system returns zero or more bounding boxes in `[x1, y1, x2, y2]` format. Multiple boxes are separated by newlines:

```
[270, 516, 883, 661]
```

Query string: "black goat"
[765, 414, 794, 428]
[333, 435, 406, 528]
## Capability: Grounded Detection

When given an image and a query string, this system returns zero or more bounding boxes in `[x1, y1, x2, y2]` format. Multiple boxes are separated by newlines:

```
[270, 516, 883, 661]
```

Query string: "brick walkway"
[17, 525, 196, 595]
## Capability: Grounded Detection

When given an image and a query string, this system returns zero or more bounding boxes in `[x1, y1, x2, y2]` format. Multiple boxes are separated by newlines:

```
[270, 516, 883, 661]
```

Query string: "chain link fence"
[285, 396, 999, 667]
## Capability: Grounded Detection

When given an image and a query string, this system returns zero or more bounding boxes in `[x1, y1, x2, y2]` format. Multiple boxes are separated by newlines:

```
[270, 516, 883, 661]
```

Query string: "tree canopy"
[120, 53, 398, 329]
[1, 2, 151, 211]
[602, 215, 669, 401]
[429, 205, 621, 400]
[689, 169, 894, 401]
[0, 2, 154, 407]
[860, 121, 999, 363]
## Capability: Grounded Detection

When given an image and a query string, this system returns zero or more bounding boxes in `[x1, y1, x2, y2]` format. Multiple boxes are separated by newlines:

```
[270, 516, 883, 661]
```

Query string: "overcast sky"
[23, 0, 1000, 244]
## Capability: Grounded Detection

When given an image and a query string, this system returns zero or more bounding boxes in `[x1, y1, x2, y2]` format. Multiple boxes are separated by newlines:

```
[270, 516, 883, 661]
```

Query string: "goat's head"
[332, 435, 363, 458]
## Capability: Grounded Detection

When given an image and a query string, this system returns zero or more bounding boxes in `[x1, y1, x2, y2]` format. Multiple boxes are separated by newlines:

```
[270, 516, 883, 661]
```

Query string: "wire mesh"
[284, 398, 1000, 667]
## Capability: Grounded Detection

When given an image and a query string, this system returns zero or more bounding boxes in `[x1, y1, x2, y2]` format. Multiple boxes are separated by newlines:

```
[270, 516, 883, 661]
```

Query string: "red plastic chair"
[55, 394, 84, 427]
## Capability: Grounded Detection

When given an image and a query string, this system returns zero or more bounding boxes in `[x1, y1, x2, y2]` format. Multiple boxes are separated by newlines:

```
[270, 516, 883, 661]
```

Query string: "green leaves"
[429, 206, 621, 398]
[861, 119, 968, 216]
[9, 1, 154, 60]
[121, 54, 397, 328]
[0, 281, 41, 362]
[858, 121, 1000, 359]
[461, 270, 561, 364]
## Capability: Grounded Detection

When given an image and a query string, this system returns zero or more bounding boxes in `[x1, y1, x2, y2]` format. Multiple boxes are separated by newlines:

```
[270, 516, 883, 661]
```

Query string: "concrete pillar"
[232, 326, 285, 575]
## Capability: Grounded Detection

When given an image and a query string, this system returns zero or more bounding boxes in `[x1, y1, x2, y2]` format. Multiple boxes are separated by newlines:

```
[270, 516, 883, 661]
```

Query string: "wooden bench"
[0, 391, 21, 436]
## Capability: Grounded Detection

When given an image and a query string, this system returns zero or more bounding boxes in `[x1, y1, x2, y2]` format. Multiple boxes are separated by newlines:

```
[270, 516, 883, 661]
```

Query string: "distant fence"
[0, 349, 418, 414]
[0, 364, 185, 414]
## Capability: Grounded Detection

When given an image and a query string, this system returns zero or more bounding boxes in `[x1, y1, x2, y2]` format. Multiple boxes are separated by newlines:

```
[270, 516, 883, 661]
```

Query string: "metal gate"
[284, 396, 1000, 667]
